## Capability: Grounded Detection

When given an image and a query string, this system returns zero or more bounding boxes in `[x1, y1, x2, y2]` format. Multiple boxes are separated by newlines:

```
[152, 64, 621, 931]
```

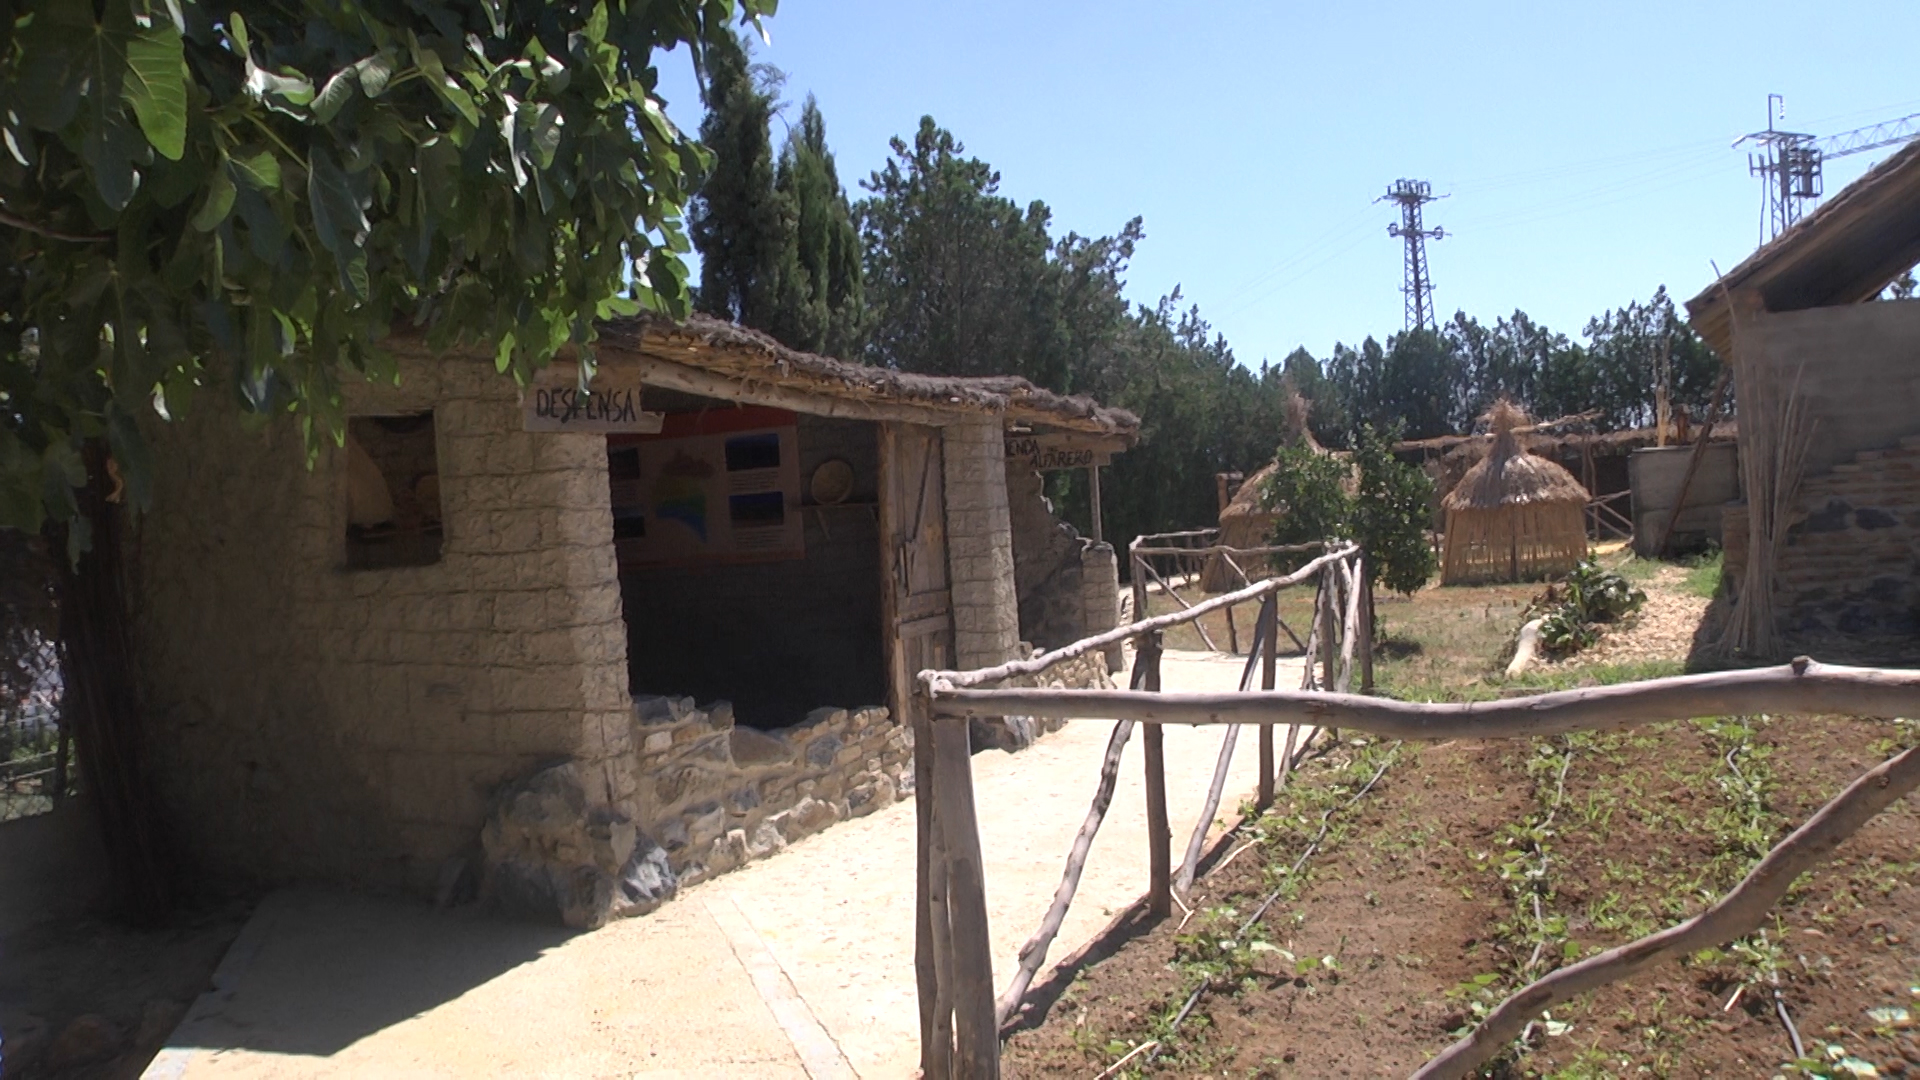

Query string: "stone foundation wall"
[626, 696, 912, 885]
[1723, 433, 1920, 655]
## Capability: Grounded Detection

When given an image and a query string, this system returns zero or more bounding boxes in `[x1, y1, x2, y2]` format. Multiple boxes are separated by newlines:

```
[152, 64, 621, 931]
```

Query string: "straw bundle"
[1440, 401, 1590, 585]
[1718, 348, 1816, 659]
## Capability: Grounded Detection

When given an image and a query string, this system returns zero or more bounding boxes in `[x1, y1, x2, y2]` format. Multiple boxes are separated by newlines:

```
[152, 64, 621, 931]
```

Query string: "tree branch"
[0, 207, 109, 244]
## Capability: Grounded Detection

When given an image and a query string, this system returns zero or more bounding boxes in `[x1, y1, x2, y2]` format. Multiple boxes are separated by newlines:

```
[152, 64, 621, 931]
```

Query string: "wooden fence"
[910, 550, 1920, 1076]
[1125, 529, 1373, 690]
[907, 541, 1367, 1078]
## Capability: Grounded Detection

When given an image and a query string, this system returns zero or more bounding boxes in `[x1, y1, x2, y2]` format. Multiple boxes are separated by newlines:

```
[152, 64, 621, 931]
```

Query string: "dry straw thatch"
[1440, 401, 1590, 585]
[1201, 392, 1323, 592]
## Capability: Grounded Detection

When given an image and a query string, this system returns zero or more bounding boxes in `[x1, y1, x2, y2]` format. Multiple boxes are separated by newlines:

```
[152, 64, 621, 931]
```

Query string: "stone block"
[805, 732, 844, 768]
[769, 797, 839, 842]
[477, 760, 677, 929]
[746, 822, 785, 859]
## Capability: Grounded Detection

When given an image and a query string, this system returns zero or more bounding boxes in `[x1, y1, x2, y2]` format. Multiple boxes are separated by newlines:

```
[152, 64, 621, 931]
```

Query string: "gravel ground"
[1558, 564, 1709, 669]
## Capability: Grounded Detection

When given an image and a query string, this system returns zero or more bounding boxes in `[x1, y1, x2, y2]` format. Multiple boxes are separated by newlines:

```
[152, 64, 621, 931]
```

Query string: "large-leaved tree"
[1, 0, 773, 915]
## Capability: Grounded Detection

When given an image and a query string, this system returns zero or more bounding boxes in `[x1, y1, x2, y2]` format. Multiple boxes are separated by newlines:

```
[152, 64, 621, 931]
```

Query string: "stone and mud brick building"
[132, 315, 1134, 927]
[1688, 139, 1920, 662]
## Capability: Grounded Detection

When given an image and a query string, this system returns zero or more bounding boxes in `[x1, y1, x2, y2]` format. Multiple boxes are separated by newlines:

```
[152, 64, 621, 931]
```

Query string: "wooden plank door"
[879, 422, 955, 714]
[879, 422, 957, 1075]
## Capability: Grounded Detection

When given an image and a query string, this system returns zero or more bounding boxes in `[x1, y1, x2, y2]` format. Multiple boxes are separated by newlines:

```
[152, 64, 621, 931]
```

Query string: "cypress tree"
[688, 32, 787, 328]
[768, 97, 869, 358]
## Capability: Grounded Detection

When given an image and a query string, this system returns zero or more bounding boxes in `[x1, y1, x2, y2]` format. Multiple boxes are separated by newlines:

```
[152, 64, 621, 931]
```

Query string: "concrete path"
[147, 650, 1305, 1080]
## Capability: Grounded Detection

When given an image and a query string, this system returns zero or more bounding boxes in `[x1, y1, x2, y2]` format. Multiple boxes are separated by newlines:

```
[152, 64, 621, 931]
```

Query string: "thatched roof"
[602, 314, 1140, 437]
[1397, 420, 1737, 460]
[1220, 387, 1327, 523]
[1220, 461, 1280, 522]
[1687, 139, 1920, 360]
[1442, 402, 1589, 511]
[388, 311, 1140, 439]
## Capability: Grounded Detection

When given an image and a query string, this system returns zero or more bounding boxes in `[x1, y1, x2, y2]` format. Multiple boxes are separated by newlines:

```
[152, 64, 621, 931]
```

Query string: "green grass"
[1682, 551, 1723, 599]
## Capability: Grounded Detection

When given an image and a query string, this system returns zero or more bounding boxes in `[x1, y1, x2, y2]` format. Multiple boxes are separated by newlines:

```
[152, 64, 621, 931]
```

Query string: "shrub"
[1262, 423, 1436, 595]
[1535, 559, 1646, 656]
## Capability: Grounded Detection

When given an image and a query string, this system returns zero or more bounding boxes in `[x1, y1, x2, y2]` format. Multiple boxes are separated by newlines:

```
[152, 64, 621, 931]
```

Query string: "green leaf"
[246, 60, 315, 115]
[411, 41, 478, 127]
[231, 147, 281, 190]
[311, 68, 359, 125]
[191, 163, 237, 231]
[226, 10, 251, 57]
[528, 103, 564, 169]
[340, 249, 370, 300]
[12, 12, 89, 130]
[82, 102, 144, 211]
[122, 20, 188, 160]
[308, 145, 370, 255]
[353, 52, 396, 97]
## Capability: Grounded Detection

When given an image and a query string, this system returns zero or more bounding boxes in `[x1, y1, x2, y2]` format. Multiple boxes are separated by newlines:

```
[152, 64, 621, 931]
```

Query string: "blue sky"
[654, 1, 1920, 367]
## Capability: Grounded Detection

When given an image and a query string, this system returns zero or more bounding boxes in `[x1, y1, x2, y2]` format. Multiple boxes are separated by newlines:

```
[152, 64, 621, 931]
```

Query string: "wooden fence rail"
[927, 659, 1920, 738]
[919, 651, 1920, 1077]
[911, 538, 1371, 1076]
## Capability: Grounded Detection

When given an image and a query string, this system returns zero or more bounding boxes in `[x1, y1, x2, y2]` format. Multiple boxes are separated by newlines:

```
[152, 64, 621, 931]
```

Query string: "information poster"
[607, 406, 804, 565]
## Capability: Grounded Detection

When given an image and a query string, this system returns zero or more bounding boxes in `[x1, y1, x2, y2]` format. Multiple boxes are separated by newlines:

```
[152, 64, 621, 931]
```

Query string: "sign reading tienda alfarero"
[1004, 432, 1111, 471]
[522, 366, 665, 434]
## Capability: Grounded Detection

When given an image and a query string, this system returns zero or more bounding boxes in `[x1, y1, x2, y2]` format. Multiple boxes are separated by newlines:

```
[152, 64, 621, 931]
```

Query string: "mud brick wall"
[1006, 465, 1121, 651]
[132, 352, 632, 895]
[620, 416, 886, 728]
[1739, 300, 1920, 475]
[627, 696, 912, 885]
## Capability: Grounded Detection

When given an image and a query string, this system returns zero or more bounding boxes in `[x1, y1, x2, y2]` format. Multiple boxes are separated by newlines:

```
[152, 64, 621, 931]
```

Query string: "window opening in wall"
[346, 412, 444, 570]
[609, 395, 887, 729]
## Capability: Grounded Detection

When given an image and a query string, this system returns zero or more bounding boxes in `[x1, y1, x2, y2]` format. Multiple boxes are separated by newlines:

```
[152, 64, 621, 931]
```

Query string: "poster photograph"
[607, 406, 804, 565]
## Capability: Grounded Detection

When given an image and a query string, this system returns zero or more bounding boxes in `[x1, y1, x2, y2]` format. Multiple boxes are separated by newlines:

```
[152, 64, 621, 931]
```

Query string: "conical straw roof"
[1442, 400, 1589, 511]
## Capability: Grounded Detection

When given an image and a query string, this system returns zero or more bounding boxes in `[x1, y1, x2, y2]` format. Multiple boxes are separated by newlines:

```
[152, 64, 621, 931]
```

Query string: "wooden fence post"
[1129, 538, 1147, 627]
[913, 685, 946, 1078]
[1258, 595, 1278, 810]
[926, 802, 956, 1079]
[1318, 565, 1337, 693]
[1359, 551, 1376, 694]
[933, 713, 1000, 1078]
[1141, 631, 1171, 917]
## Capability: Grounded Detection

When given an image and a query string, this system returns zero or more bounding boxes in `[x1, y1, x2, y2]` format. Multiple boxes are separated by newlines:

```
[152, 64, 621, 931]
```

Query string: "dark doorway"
[610, 393, 888, 729]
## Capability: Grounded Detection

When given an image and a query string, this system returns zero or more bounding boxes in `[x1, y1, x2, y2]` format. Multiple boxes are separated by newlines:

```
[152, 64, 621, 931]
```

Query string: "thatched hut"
[1441, 402, 1590, 585]
[1201, 392, 1326, 592]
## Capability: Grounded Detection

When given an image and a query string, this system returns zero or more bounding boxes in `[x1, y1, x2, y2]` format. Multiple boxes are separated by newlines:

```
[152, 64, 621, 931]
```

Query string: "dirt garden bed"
[1009, 558, 1920, 1078]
